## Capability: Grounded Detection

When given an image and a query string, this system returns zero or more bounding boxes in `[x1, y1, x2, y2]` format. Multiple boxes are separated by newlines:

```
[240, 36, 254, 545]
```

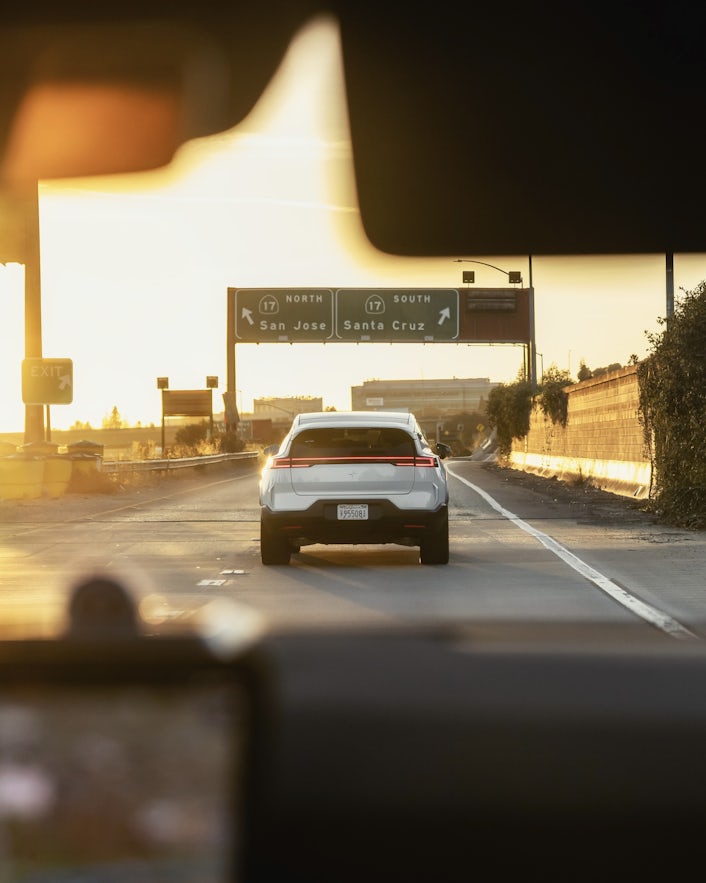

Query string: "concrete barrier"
[43, 456, 74, 498]
[508, 451, 652, 498]
[0, 450, 261, 501]
[0, 456, 44, 500]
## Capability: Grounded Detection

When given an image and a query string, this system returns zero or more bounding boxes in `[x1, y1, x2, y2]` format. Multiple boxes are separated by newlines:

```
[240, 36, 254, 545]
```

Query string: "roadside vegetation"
[486, 365, 573, 457]
[126, 420, 247, 460]
[486, 280, 706, 528]
[637, 280, 706, 528]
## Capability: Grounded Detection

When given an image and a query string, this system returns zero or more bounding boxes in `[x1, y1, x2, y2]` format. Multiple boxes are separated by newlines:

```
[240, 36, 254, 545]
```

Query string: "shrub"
[218, 430, 245, 453]
[174, 421, 210, 448]
[487, 379, 533, 456]
[537, 365, 572, 427]
[637, 280, 706, 527]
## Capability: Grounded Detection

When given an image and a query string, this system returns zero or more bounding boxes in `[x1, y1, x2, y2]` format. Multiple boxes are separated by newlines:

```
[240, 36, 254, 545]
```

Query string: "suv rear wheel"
[420, 513, 449, 565]
[261, 522, 292, 565]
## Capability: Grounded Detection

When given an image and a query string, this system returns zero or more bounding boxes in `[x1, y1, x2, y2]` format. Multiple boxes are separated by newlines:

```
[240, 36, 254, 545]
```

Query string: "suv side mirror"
[435, 442, 452, 459]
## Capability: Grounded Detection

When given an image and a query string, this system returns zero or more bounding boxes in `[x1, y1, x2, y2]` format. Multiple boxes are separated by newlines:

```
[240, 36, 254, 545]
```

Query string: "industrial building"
[350, 378, 498, 418]
[238, 380, 498, 449]
[350, 377, 498, 450]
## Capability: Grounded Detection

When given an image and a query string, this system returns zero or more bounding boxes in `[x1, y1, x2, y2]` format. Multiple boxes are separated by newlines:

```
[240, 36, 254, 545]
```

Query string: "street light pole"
[453, 258, 522, 284]
[528, 254, 537, 392]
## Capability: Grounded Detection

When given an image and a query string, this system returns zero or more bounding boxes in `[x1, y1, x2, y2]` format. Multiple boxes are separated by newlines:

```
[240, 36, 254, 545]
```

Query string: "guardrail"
[101, 450, 260, 474]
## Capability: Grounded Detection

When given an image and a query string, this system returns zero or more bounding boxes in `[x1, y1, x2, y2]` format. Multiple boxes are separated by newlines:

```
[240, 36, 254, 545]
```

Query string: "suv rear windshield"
[290, 427, 416, 459]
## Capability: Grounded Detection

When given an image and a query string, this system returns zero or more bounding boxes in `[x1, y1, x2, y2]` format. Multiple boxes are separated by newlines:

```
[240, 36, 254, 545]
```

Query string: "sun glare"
[1, 15, 704, 435]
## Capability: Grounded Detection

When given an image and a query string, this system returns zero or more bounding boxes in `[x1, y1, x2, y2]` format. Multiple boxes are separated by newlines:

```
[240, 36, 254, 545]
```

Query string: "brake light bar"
[270, 455, 438, 468]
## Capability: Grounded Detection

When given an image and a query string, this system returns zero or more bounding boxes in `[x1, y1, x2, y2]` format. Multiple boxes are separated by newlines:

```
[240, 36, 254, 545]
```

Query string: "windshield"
[290, 428, 416, 458]
[1, 11, 705, 636]
[3, 7, 706, 882]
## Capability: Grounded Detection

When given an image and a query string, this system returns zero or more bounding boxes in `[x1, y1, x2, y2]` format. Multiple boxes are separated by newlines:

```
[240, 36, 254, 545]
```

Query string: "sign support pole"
[225, 287, 239, 429]
[528, 256, 537, 391]
[24, 185, 45, 443]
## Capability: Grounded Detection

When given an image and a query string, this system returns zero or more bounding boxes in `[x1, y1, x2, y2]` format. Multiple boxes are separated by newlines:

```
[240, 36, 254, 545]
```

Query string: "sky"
[2, 15, 706, 433]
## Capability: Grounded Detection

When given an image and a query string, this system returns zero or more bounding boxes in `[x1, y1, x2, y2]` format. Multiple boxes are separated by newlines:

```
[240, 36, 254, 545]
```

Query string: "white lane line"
[447, 466, 697, 641]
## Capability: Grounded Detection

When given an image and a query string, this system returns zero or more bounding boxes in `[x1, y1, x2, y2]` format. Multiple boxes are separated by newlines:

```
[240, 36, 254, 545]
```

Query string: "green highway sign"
[234, 288, 334, 341]
[335, 289, 458, 341]
[22, 358, 73, 405]
[227, 286, 532, 344]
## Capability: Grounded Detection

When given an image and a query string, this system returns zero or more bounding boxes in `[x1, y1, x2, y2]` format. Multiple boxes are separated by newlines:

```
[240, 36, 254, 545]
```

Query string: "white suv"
[259, 411, 450, 565]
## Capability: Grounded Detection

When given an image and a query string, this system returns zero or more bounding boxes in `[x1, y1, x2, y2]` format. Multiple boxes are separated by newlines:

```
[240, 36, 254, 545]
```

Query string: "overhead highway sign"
[335, 288, 459, 341]
[234, 288, 334, 341]
[228, 286, 528, 344]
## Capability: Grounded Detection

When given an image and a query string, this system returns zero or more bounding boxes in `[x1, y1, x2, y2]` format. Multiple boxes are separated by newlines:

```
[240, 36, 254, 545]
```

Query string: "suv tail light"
[271, 455, 438, 468]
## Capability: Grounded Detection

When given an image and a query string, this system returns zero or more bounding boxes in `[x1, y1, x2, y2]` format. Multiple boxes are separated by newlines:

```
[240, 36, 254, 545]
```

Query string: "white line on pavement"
[447, 465, 697, 641]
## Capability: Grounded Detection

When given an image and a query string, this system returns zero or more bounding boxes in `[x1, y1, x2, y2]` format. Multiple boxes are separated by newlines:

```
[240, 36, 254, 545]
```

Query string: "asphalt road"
[1, 459, 705, 642]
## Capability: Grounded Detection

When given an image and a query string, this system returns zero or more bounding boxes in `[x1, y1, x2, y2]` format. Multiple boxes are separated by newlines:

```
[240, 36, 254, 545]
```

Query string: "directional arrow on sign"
[242, 307, 254, 325]
[438, 307, 451, 325]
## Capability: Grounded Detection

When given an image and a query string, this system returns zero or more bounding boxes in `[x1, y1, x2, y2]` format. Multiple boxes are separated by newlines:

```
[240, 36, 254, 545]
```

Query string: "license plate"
[337, 503, 368, 520]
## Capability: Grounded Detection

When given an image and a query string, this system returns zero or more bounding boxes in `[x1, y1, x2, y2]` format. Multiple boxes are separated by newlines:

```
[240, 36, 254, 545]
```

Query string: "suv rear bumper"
[261, 499, 448, 547]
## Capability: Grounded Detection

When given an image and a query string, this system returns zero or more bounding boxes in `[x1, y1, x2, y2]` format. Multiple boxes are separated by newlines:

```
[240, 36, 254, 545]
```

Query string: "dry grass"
[67, 466, 120, 495]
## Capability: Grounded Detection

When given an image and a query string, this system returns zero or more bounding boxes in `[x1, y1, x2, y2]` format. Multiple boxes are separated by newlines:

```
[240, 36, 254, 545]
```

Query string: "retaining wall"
[509, 366, 652, 498]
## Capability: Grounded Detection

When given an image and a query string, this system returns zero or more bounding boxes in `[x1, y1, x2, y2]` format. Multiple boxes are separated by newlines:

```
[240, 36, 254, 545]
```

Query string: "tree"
[637, 280, 706, 526]
[488, 364, 576, 458]
[591, 362, 623, 378]
[577, 360, 592, 381]
[487, 380, 533, 456]
[538, 365, 572, 426]
[102, 406, 124, 429]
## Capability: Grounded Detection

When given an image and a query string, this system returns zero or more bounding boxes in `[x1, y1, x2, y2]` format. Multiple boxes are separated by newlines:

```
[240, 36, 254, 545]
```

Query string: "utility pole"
[24, 185, 44, 442]
[224, 287, 239, 430]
